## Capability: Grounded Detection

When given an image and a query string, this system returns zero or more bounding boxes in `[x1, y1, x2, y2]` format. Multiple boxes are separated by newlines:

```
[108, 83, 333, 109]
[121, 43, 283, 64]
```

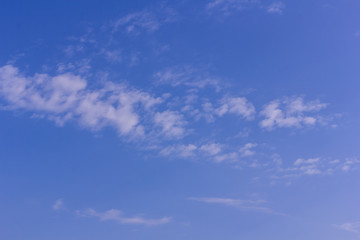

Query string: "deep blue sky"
[1, 0, 360, 239]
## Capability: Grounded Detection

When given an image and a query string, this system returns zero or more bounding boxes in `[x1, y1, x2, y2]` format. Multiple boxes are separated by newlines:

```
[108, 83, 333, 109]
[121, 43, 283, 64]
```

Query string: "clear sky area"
[1, 0, 360, 239]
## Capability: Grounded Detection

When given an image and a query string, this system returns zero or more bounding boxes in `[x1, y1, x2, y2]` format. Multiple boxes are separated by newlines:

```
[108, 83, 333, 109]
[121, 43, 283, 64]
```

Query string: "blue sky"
[1, 0, 360, 239]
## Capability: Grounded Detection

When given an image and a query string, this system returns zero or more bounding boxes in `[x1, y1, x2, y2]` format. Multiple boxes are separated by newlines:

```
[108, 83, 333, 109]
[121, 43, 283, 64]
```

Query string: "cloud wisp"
[206, 0, 285, 16]
[206, 0, 259, 16]
[188, 197, 280, 215]
[267, 2, 285, 14]
[271, 157, 360, 183]
[112, 7, 176, 35]
[53, 199, 65, 210]
[76, 208, 171, 226]
[154, 66, 223, 91]
[335, 221, 360, 234]
[160, 141, 260, 164]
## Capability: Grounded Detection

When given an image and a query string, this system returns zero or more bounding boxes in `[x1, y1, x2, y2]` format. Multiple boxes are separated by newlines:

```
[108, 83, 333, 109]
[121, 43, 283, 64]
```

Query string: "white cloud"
[273, 157, 360, 182]
[215, 97, 256, 120]
[239, 143, 257, 157]
[112, 7, 176, 35]
[53, 199, 64, 210]
[342, 158, 360, 172]
[300, 166, 321, 175]
[0, 65, 162, 136]
[200, 143, 222, 155]
[207, 0, 284, 16]
[267, 2, 285, 14]
[160, 142, 257, 163]
[1, 65, 351, 175]
[114, 11, 160, 34]
[76, 208, 171, 226]
[206, 0, 258, 15]
[213, 152, 238, 163]
[159, 142, 248, 163]
[335, 221, 360, 233]
[200, 97, 255, 122]
[280, 157, 322, 176]
[154, 110, 187, 138]
[294, 157, 320, 166]
[160, 144, 198, 158]
[260, 97, 327, 130]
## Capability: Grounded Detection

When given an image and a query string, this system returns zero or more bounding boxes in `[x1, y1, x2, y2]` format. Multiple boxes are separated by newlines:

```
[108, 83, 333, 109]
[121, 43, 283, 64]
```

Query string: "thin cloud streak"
[76, 208, 171, 226]
[188, 197, 283, 215]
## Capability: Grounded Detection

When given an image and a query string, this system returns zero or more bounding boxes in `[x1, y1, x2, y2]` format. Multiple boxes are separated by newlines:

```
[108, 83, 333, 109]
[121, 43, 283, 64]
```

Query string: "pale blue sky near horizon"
[1, 0, 360, 239]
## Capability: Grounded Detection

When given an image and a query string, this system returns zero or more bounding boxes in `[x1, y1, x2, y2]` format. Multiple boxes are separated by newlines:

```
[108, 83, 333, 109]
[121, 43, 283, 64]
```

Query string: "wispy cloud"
[213, 152, 239, 163]
[239, 143, 257, 157]
[200, 143, 222, 155]
[335, 221, 360, 233]
[260, 96, 327, 130]
[215, 97, 256, 120]
[206, 0, 259, 16]
[342, 158, 360, 172]
[198, 97, 256, 123]
[76, 208, 171, 226]
[154, 66, 222, 91]
[114, 11, 160, 34]
[160, 144, 198, 158]
[267, 2, 285, 14]
[206, 0, 285, 16]
[112, 7, 176, 35]
[159, 141, 260, 163]
[53, 199, 65, 210]
[188, 197, 280, 214]
[154, 110, 187, 138]
[272, 157, 360, 182]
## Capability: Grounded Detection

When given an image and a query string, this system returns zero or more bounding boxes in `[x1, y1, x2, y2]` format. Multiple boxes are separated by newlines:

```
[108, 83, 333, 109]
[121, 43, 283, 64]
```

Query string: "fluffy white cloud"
[76, 208, 171, 226]
[154, 110, 187, 138]
[0, 65, 161, 136]
[260, 97, 327, 130]
[200, 97, 255, 122]
[215, 97, 256, 120]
